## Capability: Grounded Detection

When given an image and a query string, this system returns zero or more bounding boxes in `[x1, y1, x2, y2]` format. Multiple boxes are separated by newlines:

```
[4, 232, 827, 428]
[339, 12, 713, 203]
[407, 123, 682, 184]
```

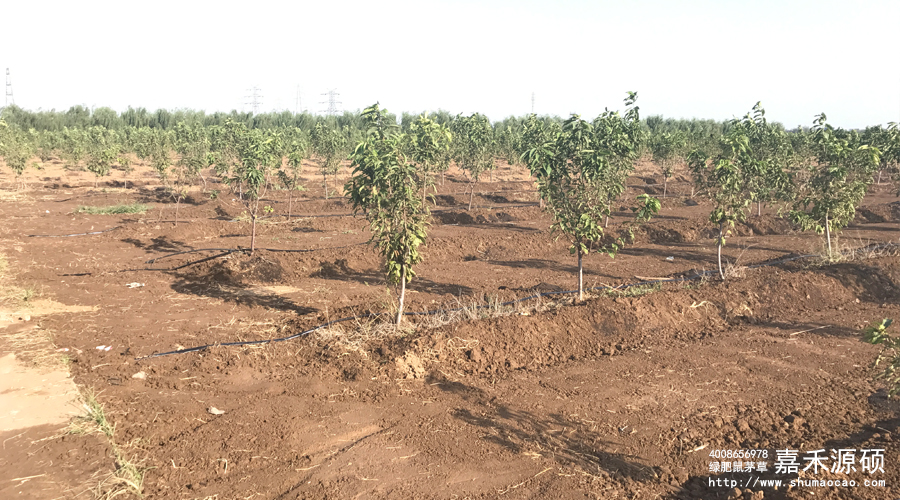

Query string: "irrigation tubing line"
[28, 226, 122, 238]
[135, 240, 900, 361]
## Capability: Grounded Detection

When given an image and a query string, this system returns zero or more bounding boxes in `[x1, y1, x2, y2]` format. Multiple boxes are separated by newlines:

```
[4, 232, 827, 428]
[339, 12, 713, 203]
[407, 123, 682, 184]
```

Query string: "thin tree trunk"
[577, 248, 584, 302]
[288, 191, 293, 219]
[877, 169, 883, 185]
[323, 172, 328, 200]
[174, 197, 180, 226]
[663, 177, 668, 198]
[396, 263, 407, 325]
[604, 199, 611, 228]
[250, 214, 257, 254]
[717, 221, 725, 280]
[468, 180, 476, 211]
[825, 213, 832, 258]
[757, 201, 762, 217]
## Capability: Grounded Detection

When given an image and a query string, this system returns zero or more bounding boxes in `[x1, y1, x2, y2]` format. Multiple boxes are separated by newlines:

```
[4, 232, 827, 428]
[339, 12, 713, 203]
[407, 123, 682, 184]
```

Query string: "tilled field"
[1, 160, 900, 499]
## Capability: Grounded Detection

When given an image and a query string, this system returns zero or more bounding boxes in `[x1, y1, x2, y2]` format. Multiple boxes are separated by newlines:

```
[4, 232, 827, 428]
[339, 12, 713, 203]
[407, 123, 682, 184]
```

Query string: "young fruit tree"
[0, 120, 34, 188]
[790, 114, 880, 258]
[345, 104, 430, 325]
[163, 122, 210, 225]
[277, 130, 308, 219]
[523, 94, 660, 302]
[648, 131, 686, 198]
[310, 122, 347, 200]
[450, 113, 494, 210]
[688, 122, 754, 280]
[215, 121, 282, 252]
[84, 126, 120, 188]
[735, 103, 795, 217]
[592, 95, 647, 227]
[403, 113, 453, 206]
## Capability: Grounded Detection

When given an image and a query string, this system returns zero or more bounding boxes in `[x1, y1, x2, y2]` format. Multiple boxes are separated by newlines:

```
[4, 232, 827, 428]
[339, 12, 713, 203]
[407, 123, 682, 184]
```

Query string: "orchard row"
[1, 96, 899, 321]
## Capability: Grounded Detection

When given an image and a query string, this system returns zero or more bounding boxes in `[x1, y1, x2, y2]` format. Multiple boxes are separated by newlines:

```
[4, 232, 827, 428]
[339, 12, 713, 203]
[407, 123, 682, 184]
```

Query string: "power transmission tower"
[319, 89, 342, 115]
[244, 86, 263, 114]
[5, 68, 14, 107]
[531, 92, 534, 114]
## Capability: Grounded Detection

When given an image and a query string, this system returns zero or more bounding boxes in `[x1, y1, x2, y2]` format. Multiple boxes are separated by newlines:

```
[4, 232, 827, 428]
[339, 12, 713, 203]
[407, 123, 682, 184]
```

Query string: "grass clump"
[76, 203, 150, 215]
[604, 282, 662, 298]
[72, 389, 146, 498]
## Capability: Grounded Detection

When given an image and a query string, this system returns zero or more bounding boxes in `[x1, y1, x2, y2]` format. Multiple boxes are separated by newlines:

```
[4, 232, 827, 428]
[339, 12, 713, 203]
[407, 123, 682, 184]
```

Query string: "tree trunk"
[757, 201, 762, 217]
[323, 172, 328, 200]
[468, 180, 476, 211]
[174, 197, 180, 226]
[250, 214, 257, 254]
[577, 248, 584, 302]
[396, 263, 407, 325]
[825, 213, 832, 258]
[288, 191, 293, 219]
[663, 177, 668, 198]
[717, 221, 725, 280]
[877, 169, 883, 185]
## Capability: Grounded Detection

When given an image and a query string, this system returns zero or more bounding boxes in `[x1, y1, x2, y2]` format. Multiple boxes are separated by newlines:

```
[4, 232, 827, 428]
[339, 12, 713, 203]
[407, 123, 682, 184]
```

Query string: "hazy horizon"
[2, 0, 898, 129]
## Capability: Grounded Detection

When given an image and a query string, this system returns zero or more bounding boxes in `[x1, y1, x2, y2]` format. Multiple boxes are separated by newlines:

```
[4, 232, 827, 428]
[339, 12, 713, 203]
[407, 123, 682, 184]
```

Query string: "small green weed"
[76, 203, 150, 215]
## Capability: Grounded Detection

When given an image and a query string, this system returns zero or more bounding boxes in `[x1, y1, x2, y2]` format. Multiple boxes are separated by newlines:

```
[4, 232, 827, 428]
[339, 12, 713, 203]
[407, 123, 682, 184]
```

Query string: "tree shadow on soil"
[815, 262, 900, 305]
[169, 277, 317, 315]
[313, 260, 474, 296]
[121, 236, 192, 252]
[431, 377, 658, 482]
[487, 259, 617, 279]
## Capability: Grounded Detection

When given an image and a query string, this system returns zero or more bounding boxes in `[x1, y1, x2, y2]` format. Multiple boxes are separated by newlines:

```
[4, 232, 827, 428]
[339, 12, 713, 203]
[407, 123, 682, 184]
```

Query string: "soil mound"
[433, 211, 517, 225]
[207, 254, 289, 285]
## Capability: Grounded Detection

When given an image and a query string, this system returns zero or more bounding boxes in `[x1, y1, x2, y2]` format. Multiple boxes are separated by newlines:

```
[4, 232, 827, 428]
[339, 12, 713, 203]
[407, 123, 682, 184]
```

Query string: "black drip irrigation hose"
[135, 240, 900, 361]
[29, 226, 122, 238]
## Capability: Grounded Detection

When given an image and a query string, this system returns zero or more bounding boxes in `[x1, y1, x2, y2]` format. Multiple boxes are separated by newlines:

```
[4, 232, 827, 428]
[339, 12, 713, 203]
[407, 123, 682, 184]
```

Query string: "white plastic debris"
[665, 256, 675, 262]
[95, 345, 112, 351]
[125, 282, 145, 288]
[57, 348, 69, 352]
[132, 371, 147, 380]
[45, 210, 50, 213]
[208, 407, 226, 415]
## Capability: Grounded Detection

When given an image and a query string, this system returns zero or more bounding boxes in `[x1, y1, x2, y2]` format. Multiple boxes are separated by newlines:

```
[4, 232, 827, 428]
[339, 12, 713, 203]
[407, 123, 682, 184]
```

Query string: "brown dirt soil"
[1, 158, 900, 499]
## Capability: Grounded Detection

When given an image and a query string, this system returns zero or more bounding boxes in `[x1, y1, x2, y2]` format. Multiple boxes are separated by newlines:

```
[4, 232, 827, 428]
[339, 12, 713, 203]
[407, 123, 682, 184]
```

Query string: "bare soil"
[1, 158, 900, 499]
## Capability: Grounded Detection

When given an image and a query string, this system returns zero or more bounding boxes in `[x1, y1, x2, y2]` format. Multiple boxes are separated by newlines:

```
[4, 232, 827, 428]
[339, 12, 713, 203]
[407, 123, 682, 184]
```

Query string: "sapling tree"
[0, 120, 34, 188]
[163, 122, 210, 225]
[524, 94, 660, 301]
[404, 113, 453, 206]
[736, 103, 794, 217]
[277, 133, 308, 218]
[688, 125, 753, 280]
[592, 93, 646, 227]
[84, 126, 120, 187]
[61, 127, 87, 170]
[450, 113, 494, 210]
[863, 319, 900, 396]
[310, 122, 347, 199]
[790, 114, 880, 258]
[217, 122, 281, 252]
[649, 131, 686, 197]
[345, 103, 430, 325]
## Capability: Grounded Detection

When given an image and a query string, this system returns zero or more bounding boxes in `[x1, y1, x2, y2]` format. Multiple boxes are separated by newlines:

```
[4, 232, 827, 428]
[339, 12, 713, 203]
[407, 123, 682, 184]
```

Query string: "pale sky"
[2, 0, 898, 128]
